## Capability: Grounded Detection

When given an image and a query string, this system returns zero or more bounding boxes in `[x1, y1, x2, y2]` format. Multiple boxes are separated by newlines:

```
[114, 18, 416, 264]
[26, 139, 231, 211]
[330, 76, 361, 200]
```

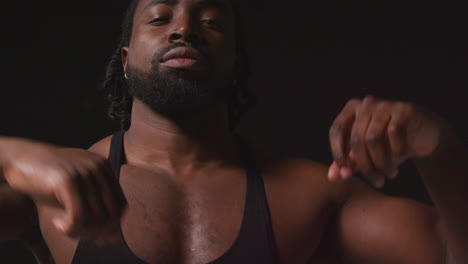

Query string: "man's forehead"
[138, 0, 233, 13]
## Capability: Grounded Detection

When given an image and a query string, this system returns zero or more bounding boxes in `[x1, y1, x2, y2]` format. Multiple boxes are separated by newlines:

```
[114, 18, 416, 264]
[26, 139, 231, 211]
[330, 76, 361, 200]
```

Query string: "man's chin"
[141, 100, 224, 118]
[159, 66, 211, 81]
[127, 66, 232, 117]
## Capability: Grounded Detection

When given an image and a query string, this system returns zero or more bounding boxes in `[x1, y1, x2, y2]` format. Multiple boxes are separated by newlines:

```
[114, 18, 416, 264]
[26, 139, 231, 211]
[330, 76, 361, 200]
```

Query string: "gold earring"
[124, 73, 129, 79]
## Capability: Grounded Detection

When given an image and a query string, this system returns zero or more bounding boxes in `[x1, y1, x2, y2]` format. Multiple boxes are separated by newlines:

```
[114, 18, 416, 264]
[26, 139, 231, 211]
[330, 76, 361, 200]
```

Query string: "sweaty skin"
[1, 0, 467, 263]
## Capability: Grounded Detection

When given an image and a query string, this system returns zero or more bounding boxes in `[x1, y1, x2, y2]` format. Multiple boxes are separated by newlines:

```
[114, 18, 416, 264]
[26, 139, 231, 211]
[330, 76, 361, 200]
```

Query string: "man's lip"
[161, 58, 202, 69]
[161, 47, 203, 62]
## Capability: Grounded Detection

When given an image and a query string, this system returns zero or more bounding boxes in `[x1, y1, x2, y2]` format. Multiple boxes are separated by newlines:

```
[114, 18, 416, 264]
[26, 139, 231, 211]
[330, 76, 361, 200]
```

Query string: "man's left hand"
[328, 96, 445, 188]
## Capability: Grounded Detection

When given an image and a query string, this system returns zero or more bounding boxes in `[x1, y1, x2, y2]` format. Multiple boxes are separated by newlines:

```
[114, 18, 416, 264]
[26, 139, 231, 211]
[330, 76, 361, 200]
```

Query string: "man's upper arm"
[328, 178, 447, 264]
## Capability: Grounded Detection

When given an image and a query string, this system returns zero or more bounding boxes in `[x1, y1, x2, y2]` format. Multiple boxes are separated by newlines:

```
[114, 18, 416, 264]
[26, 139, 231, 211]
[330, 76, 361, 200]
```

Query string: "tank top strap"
[234, 136, 279, 263]
[108, 130, 125, 180]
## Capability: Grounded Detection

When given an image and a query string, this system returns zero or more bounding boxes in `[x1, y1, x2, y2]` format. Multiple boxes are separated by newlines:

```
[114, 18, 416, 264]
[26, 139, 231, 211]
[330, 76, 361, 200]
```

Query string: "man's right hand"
[1, 139, 126, 244]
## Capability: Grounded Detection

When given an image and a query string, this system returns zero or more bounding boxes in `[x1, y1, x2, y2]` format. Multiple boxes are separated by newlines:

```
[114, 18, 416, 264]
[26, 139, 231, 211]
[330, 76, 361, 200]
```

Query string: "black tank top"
[72, 131, 278, 264]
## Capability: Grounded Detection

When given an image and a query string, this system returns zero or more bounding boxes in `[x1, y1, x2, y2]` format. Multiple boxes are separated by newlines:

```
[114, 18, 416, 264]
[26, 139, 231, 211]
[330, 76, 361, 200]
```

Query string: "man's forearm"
[0, 137, 11, 181]
[0, 137, 23, 182]
[415, 124, 468, 263]
[0, 137, 44, 241]
[0, 137, 27, 180]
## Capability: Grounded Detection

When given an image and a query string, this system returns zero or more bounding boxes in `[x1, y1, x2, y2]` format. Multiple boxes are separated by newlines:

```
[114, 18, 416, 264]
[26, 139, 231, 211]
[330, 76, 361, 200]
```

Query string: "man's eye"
[201, 19, 221, 30]
[201, 19, 215, 25]
[149, 17, 169, 25]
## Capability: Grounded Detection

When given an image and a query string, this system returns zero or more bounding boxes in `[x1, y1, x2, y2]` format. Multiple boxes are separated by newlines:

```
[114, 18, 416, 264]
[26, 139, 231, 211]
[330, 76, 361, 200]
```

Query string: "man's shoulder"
[253, 148, 349, 207]
[87, 134, 113, 158]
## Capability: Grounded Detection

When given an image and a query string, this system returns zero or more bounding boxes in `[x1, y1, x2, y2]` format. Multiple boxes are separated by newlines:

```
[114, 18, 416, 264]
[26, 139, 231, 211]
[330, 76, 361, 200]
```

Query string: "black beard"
[126, 52, 234, 117]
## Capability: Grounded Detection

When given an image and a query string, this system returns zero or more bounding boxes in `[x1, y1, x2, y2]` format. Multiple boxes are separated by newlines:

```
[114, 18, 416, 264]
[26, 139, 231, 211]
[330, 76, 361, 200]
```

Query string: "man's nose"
[168, 16, 201, 46]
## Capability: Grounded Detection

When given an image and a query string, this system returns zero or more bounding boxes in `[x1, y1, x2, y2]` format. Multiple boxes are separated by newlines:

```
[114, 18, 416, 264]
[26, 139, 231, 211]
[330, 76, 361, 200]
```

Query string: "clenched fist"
[328, 96, 445, 188]
[1, 139, 126, 244]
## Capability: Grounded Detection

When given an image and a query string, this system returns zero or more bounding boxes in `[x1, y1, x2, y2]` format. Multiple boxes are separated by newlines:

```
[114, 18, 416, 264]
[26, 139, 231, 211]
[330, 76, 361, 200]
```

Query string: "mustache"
[151, 43, 210, 66]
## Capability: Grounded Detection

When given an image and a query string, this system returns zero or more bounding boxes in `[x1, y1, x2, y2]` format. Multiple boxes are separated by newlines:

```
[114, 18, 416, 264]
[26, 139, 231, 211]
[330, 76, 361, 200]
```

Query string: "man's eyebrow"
[196, 0, 231, 14]
[143, 0, 230, 14]
[143, 0, 231, 14]
[143, 0, 175, 10]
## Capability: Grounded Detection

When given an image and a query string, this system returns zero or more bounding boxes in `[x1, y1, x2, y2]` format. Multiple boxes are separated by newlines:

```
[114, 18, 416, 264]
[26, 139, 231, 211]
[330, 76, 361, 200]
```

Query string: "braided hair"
[101, 0, 256, 131]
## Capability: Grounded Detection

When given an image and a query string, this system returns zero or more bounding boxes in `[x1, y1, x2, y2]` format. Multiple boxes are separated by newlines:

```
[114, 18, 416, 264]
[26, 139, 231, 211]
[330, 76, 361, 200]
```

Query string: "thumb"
[52, 217, 66, 232]
[328, 161, 340, 181]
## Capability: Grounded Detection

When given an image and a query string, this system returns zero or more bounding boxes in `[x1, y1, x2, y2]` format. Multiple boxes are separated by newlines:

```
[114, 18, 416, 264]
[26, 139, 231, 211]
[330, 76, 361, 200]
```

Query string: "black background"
[1, 1, 467, 263]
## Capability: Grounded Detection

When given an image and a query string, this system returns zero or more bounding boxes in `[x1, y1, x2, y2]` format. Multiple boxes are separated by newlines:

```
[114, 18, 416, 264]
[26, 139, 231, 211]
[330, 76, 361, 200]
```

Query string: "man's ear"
[122, 47, 129, 74]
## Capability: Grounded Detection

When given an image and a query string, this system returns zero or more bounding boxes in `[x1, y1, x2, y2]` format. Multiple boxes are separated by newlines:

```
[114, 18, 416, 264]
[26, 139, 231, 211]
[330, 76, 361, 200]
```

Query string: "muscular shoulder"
[258, 154, 349, 208]
[253, 150, 356, 261]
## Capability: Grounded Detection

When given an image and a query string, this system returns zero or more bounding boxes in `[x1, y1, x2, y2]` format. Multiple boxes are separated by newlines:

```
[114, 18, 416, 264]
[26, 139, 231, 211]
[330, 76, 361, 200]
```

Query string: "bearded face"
[127, 43, 235, 116]
[123, 0, 238, 117]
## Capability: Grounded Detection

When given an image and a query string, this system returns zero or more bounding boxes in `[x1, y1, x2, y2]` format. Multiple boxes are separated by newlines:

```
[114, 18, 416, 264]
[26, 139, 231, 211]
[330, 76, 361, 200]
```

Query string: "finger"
[82, 169, 109, 226]
[349, 97, 386, 187]
[54, 175, 88, 237]
[365, 104, 394, 176]
[99, 161, 127, 219]
[388, 169, 399, 180]
[388, 106, 410, 165]
[89, 161, 117, 213]
[329, 99, 361, 168]
[328, 161, 340, 181]
[349, 98, 374, 174]
[93, 166, 119, 221]
[349, 150, 385, 188]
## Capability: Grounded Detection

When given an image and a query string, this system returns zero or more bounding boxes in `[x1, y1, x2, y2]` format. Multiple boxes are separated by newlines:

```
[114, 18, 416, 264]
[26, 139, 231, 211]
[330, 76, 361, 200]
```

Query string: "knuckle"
[95, 158, 108, 168]
[363, 95, 377, 105]
[347, 98, 361, 107]
[350, 138, 361, 150]
[53, 172, 74, 189]
[48, 174, 65, 189]
[396, 102, 410, 112]
[388, 124, 401, 135]
[79, 170, 92, 180]
[377, 101, 391, 111]
[329, 123, 344, 137]
[365, 132, 381, 145]
[406, 105, 417, 116]
[53, 168, 69, 179]
[87, 160, 102, 172]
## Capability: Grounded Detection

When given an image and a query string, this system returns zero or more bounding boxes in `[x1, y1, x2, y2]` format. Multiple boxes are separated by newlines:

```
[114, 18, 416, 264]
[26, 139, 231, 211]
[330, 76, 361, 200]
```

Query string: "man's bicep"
[331, 179, 446, 264]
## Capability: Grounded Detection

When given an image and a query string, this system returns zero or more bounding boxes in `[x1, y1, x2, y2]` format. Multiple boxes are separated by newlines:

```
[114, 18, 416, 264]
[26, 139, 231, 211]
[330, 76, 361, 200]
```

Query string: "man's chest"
[118, 165, 333, 263]
[116, 165, 247, 263]
[40, 164, 333, 264]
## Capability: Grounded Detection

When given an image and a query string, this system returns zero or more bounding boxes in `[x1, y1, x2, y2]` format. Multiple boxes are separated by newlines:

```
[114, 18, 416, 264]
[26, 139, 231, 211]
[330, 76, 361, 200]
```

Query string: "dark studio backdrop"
[1, 1, 467, 263]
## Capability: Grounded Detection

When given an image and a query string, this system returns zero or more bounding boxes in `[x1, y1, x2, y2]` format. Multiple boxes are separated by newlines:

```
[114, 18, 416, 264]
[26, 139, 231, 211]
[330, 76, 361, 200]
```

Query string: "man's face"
[122, 0, 237, 115]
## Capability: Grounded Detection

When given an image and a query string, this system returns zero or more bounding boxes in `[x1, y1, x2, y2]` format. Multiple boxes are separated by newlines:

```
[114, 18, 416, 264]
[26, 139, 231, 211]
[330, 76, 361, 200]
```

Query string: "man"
[0, 0, 466, 263]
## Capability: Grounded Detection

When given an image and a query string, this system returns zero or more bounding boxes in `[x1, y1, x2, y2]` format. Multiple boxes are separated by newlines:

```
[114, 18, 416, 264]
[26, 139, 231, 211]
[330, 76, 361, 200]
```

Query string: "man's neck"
[125, 100, 240, 176]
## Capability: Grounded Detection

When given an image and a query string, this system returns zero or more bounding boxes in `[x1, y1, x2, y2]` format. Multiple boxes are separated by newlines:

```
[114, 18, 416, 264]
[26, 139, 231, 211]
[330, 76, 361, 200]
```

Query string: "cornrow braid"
[101, 0, 256, 131]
